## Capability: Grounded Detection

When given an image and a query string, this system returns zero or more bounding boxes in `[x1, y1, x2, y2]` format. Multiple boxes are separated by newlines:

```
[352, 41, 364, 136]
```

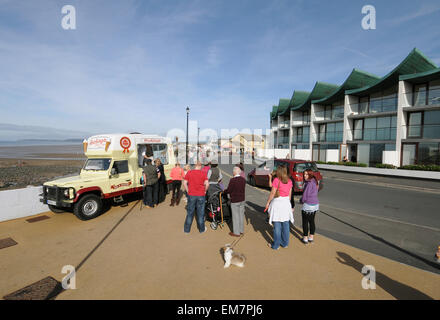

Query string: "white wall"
[257, 148, 290, 159]
[383, 151, 399, 166]
[292, 149, 311, 160]
[326, 149, 340, 162]
[0, 186, 48, 222]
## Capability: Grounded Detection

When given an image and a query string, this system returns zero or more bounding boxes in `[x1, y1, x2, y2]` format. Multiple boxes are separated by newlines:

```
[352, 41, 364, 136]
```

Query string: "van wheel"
[74, 194, 102, 220]
[48, 205, 65, 214]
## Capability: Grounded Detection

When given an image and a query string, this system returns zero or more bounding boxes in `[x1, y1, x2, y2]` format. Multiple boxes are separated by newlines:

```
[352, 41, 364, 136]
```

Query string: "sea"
[0, 142, 84, 160]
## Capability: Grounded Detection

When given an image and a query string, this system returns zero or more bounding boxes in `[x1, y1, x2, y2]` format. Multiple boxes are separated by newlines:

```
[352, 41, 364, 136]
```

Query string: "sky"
[0, 0, 439, 142]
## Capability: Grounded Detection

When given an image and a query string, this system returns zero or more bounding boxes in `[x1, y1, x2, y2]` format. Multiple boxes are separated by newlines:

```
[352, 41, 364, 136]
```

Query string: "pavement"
[0, 189, 439, 300]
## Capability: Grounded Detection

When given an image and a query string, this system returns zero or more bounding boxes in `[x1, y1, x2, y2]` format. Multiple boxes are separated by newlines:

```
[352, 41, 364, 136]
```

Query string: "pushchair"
[205, 184, 231, 230]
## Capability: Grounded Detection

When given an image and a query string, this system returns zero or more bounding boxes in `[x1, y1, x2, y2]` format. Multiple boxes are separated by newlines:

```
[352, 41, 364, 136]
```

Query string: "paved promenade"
[0, 193, 439, 300]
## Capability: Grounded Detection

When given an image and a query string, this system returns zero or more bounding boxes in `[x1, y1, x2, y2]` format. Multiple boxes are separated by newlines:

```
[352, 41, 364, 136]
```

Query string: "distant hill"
[0, 139, 84, 146]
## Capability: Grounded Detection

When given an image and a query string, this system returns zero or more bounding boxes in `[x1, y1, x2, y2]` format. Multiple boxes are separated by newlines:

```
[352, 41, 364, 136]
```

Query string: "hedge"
[375, 164, 397, 169]
[399, 164, 440, 171]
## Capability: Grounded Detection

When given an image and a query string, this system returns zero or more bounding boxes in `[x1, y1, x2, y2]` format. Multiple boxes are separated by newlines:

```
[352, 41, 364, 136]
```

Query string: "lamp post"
[197, 127, 200, 162]
[186, 107, 190, 165]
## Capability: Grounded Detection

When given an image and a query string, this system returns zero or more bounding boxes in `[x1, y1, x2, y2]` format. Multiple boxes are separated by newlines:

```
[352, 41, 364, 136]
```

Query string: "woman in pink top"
[170, 163, 185, 206]
[264, 165, 294, 250]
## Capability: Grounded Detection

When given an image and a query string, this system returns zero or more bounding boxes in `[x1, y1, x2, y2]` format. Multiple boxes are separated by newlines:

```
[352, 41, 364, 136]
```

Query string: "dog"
[223, 244, 246, 268]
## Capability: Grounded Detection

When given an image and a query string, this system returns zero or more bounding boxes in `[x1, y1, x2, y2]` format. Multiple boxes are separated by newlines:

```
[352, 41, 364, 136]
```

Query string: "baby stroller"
[205, 184, 231, 230]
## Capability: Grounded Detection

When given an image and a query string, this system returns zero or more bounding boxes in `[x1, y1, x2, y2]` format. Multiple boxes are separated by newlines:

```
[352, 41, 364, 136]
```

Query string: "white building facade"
[269, 48, 440, 167]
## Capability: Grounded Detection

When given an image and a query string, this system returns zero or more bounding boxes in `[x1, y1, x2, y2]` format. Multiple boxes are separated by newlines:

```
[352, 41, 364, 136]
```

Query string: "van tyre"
[48, 205, 65, 214]
[74, 194, 102, 220]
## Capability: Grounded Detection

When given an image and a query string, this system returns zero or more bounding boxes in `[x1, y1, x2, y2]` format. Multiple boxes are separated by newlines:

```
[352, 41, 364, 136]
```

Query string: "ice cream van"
[40, 133, 176, 220]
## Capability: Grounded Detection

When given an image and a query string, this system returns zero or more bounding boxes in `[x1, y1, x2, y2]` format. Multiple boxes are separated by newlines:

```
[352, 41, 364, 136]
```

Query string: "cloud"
[388, 2, 440, 25]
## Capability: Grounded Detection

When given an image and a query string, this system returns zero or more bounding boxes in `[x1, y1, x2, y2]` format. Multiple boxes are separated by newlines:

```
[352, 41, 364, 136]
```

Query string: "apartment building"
[269, 48, 440, 167]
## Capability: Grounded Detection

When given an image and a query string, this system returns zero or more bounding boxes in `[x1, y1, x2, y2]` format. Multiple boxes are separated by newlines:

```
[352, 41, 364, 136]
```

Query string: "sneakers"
[302, 238, 309, 244]
[200, 228, 207, 234]
[267, 243, 279, 250]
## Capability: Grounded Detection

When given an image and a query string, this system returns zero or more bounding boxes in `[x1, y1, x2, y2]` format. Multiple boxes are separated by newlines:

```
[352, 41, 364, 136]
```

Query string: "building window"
[418, 143, 440, 165]
[428, 80, 440, 106]
[319, 124, 326, 142]
[359, 116, 397, 141]
[354, 119, 363, 140]
[414, 84, 428, 106]
[408, 112, 422, 138]
[423, 110, 440, 139]
[359, 85, 397, 114]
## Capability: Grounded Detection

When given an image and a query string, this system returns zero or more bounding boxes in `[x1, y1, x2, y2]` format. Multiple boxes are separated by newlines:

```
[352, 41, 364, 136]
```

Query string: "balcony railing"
[278, 121, 290, 129]
[278, 136, 290, 144]
[311, 132, 343, 143]
[291, 135, 310, 144]
[314, 108, 344, 121]
[351, 128, 397, 141]
[350, 97, 397, 115]
[404, 124, 440, 139]
[403, 91, 440, 108]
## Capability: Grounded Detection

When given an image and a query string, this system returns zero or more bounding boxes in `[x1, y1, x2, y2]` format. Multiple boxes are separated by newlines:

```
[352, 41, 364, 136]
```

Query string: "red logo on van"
[120, 137, 131, 153]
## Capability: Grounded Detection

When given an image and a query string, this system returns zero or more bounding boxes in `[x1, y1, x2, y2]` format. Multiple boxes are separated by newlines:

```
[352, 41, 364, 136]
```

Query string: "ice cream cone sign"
[105, 140, 111, 152]
[83, 139, 88, 153]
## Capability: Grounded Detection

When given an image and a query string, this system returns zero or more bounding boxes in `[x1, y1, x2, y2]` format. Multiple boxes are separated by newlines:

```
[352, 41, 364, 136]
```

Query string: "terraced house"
[269, 48, 440, 167]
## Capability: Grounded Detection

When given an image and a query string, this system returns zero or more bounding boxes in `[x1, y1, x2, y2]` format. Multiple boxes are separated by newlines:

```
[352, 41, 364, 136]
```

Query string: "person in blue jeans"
[183, 161, 209, 233]
[264, 166, 294, 250]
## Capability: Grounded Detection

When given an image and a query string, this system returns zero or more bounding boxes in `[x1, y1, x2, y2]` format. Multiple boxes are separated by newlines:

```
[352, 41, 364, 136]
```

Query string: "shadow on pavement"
[321, 210, 440, 272]
[244, 202, 273, 244]
[336, 252, 434, 300]
[246, 201, 304, 244]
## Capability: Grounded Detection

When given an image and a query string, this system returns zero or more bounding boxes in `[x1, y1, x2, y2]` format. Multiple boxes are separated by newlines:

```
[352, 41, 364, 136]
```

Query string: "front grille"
[47, 187, 57, 200]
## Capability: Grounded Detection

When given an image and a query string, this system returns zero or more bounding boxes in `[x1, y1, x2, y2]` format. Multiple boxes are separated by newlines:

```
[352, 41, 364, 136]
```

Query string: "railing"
[403, 124, 440, 139]
[314, 108, 344, 121]
[291, 135, 310, 143]
[278, 137, 290, 144]
[351, 128, 397, 141]
[403, 91, 440, 108]
[278, 121, 290, 129]
[350, 97, 397, 115]
[310, 132, 343, 143]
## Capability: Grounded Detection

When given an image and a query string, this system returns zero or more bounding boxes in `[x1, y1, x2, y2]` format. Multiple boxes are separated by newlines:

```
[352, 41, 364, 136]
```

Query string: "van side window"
[113, 160, 129, 174]
[152, 144, 168, 165]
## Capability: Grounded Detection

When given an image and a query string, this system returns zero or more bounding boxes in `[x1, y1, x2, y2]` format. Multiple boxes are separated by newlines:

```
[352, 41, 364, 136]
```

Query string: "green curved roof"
[270, 105, 278, 120]
[346, 48, 438, 96]
[399, 67, 440, 84]
[312, 69, 380, 105]
[278, 90, 310, 116]
[293, 82, 339, 111]
[276, 98, 291, 116]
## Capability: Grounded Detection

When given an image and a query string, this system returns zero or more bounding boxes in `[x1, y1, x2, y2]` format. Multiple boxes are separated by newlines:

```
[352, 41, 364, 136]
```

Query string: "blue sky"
[0, 0, 439, 141]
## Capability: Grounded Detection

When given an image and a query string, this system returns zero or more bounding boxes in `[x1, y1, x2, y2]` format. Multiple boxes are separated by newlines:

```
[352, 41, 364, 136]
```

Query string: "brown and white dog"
[223, 244, 246, 268]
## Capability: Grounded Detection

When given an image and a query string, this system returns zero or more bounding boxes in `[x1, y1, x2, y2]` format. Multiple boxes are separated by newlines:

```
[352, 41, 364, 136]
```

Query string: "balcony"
[350, 97, 397, 115]
[314, 108, 344, 121]
[403, 91, 440, 108]
[312, 132, 343, 143]
[352, 128, 397, 141]
[291, 135, 310, 144]
[278, 137, 290, 144]
[278, 121, 290, 130]
[404, 124, 440, 139]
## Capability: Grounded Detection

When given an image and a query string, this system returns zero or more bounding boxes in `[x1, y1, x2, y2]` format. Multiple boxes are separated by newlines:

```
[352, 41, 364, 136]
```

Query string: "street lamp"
[186, 107, 190, 165]
[197, 127, 200, 162]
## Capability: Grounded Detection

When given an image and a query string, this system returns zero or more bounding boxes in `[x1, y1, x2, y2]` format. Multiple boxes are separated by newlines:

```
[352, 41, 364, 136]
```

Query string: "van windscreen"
[83, 158, 112, 171]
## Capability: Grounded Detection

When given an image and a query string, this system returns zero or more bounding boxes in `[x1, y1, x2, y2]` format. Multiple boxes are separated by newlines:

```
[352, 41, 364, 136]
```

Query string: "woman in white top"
[264, 165, 294, 250]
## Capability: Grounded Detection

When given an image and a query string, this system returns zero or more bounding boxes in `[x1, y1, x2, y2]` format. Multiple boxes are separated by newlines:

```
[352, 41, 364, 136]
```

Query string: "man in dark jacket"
[143, 159, 159, 208]
[224, 166, 246, 237]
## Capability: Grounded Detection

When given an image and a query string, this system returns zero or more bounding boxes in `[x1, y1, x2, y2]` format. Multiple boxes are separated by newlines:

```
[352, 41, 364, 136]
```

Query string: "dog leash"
[229, 233, 244, 249]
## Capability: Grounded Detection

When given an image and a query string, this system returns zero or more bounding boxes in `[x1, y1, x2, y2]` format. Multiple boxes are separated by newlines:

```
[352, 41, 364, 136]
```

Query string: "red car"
[247, 159, 323, 193]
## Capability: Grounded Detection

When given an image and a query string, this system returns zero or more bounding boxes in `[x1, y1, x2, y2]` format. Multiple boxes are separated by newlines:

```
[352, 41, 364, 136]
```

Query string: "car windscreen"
[294, 162, 318, 172]
[83, 158, 112, 171]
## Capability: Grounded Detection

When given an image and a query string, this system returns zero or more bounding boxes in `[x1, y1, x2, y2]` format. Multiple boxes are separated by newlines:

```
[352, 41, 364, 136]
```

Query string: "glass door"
[402, 143, 417, 166]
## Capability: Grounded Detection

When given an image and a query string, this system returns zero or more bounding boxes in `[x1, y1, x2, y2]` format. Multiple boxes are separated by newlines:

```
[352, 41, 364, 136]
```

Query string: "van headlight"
[63, 188, 75, 200]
